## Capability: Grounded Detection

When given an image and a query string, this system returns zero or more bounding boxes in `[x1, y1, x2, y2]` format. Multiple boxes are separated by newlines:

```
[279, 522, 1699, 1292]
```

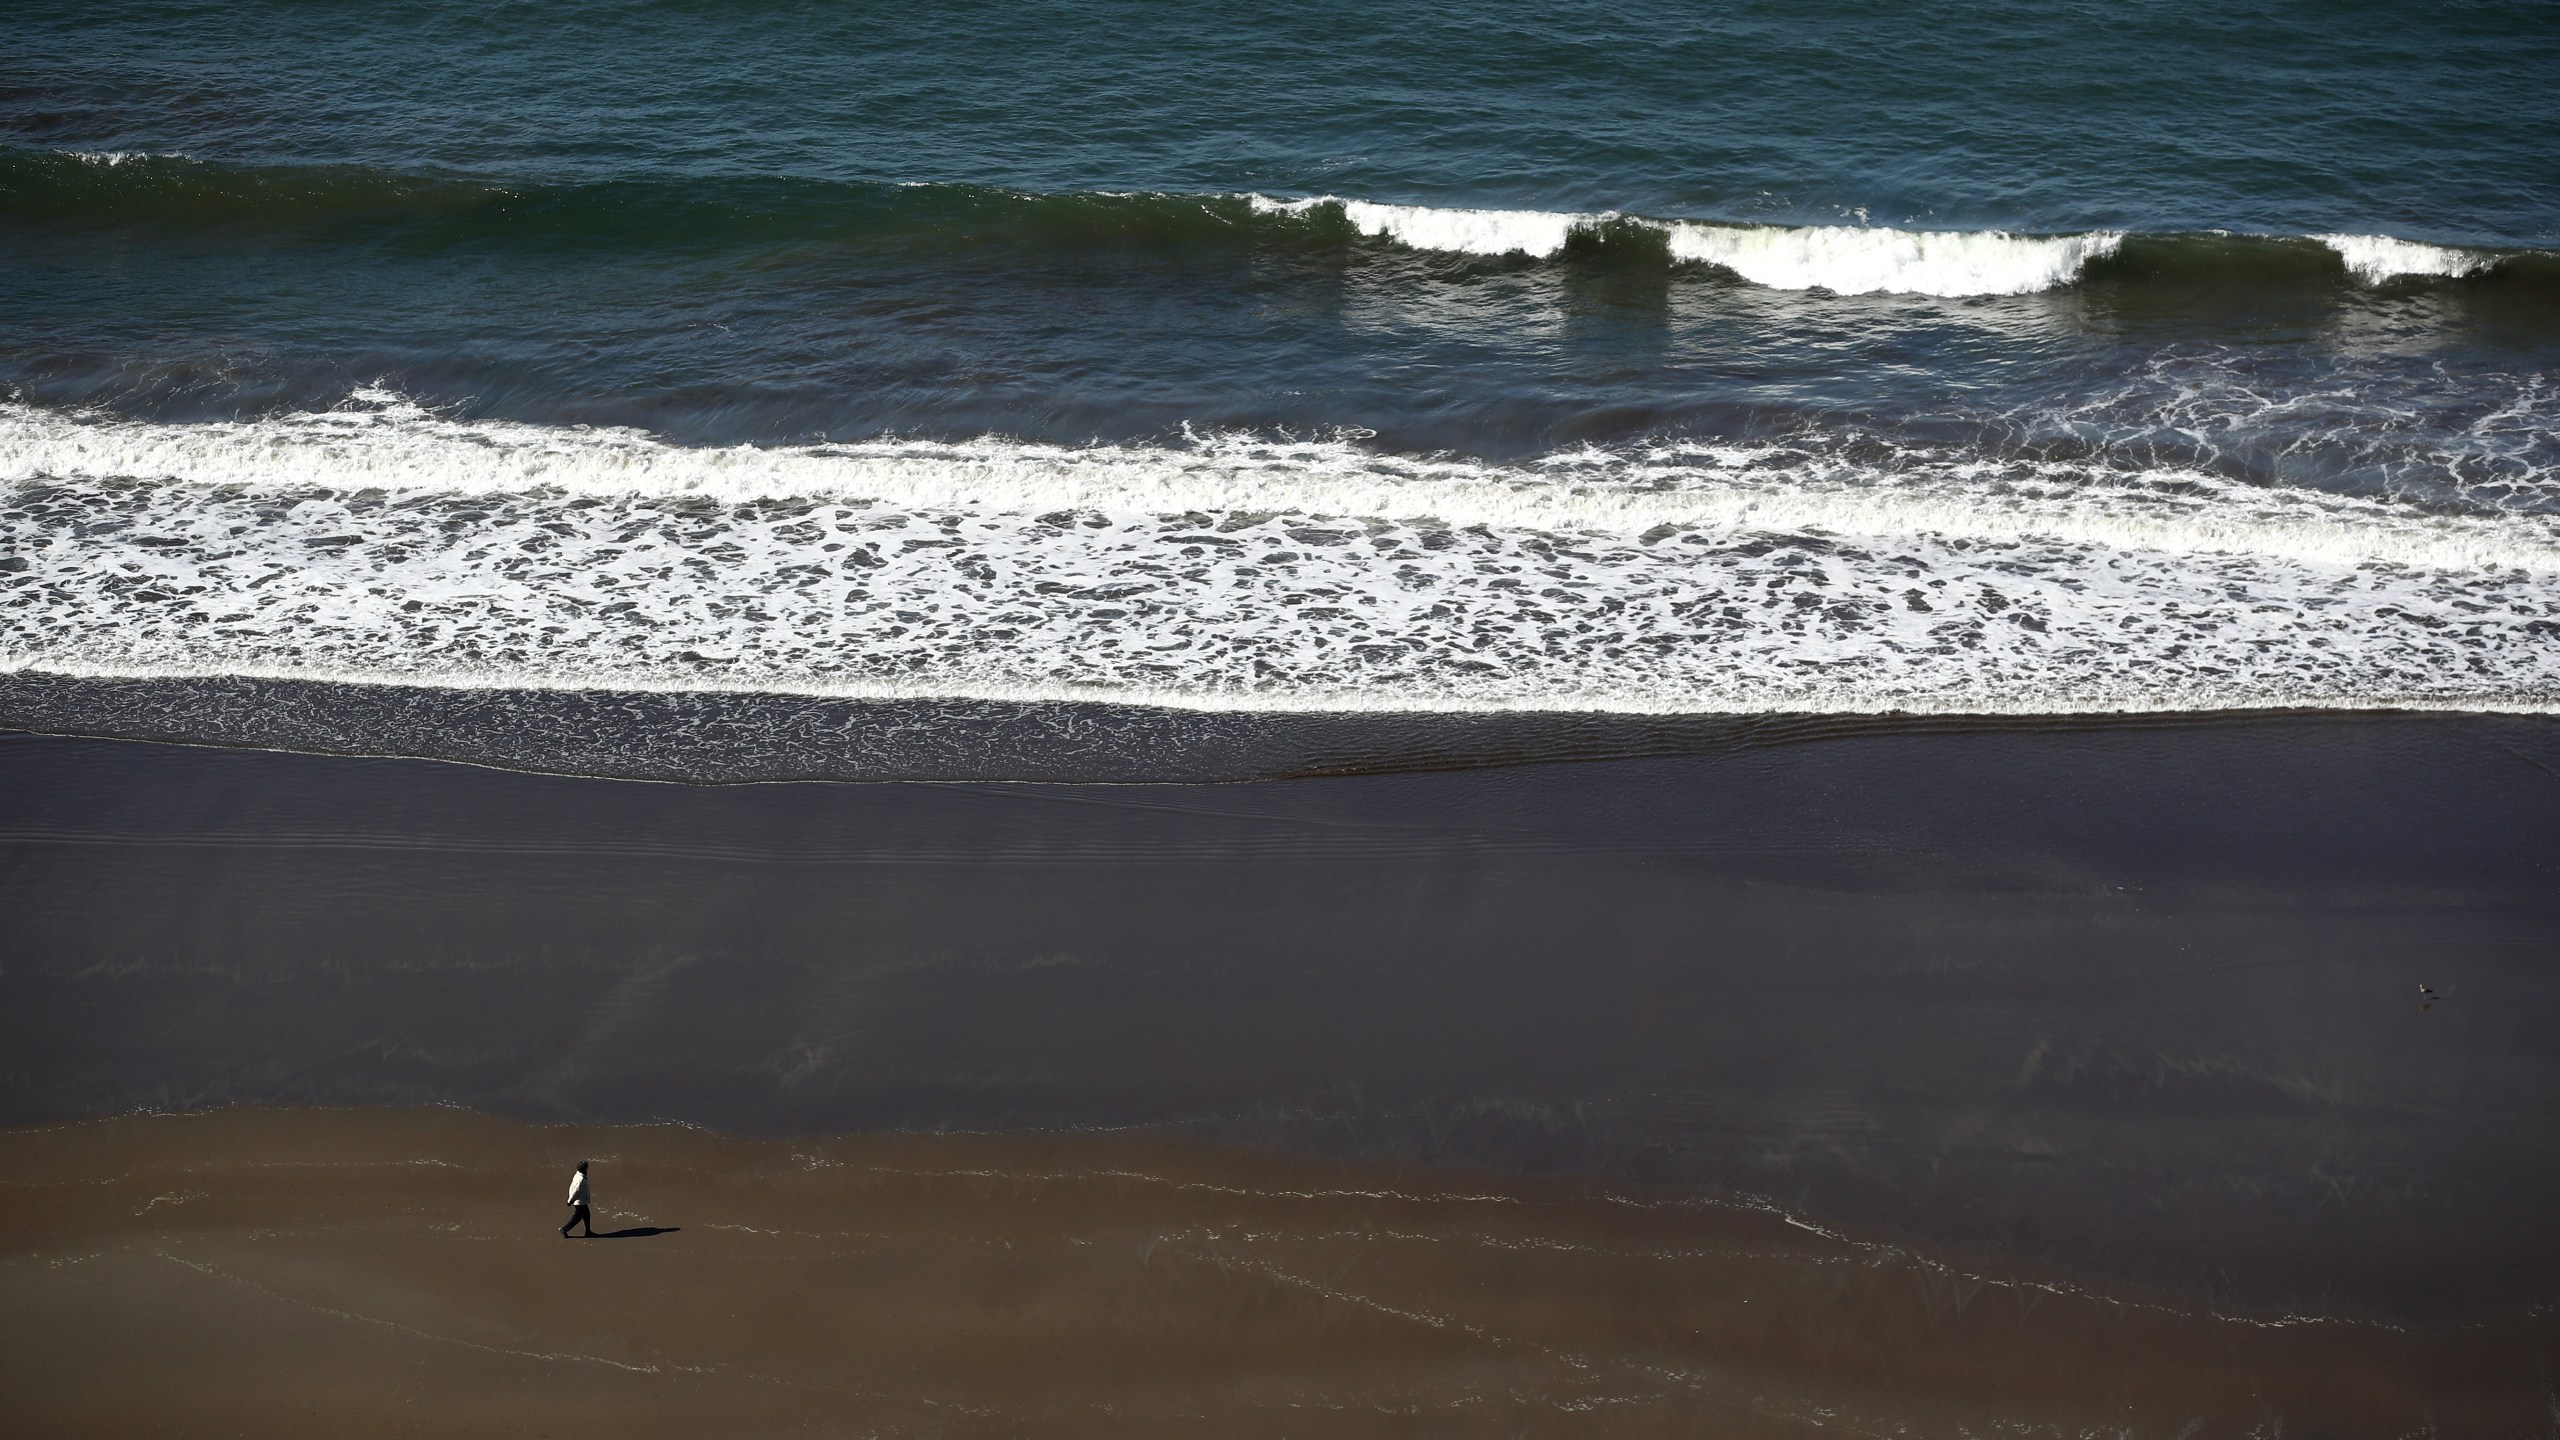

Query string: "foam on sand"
[5, 395, 2556, 716]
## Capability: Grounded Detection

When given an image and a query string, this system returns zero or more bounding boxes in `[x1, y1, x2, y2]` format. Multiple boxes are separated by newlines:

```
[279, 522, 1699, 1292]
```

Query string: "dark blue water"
[7, 0, 2558, 441]
[3, 0, 2557, 729]
[13, 0, 2556, 234]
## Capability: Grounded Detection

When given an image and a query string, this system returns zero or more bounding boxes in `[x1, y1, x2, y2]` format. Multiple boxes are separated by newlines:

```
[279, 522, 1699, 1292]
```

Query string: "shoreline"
[9, 669, 2558, 784]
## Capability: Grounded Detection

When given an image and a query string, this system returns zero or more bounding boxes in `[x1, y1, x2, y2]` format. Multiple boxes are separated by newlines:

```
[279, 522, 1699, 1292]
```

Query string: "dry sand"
[3, 1107, 2549, 1437]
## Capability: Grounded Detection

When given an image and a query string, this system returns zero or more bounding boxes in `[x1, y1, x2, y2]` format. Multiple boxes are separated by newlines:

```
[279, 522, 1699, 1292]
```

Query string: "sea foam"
[4, 397, 2556, 716]
[2316, 234, 2491, 283]
[1254, 196, 2123, 295]
[1253, 195, 2541, 298]
[1661, 221, 2122, 296]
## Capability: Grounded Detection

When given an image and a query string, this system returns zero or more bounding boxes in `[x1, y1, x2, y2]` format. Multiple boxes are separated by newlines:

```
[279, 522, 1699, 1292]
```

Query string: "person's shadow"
[594, 1226, 681, 1240]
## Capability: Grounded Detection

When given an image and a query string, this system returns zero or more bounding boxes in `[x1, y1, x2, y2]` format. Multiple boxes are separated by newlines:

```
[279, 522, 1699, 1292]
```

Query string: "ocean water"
[5, 0, 2560, 743]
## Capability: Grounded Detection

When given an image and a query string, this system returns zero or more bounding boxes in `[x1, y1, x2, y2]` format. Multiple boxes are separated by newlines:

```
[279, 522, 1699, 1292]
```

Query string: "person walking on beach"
[560, 1160, 595, 1238]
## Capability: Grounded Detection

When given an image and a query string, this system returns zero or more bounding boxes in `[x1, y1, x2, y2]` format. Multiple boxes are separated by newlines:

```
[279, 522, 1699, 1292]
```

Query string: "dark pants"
[561, 1204, 593, 1237]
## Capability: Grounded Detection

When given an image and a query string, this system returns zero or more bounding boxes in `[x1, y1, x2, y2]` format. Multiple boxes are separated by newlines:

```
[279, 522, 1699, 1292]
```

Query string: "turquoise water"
[3, 0, 2557, 721]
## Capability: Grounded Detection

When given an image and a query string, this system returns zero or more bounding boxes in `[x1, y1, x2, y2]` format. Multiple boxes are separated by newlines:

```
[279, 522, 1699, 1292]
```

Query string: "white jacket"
[566, 1169, 590, 1206]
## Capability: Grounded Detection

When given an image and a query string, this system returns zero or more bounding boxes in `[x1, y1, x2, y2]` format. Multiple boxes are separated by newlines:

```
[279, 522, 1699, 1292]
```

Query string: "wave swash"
[4, 393, 2556, 716]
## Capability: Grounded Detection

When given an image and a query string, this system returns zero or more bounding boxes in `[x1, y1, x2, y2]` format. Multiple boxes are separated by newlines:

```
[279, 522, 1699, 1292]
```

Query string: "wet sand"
[6, 719, 2560, 1330]
[8, 719, 2560, 1328]
[4, 1106, 2552, 1438]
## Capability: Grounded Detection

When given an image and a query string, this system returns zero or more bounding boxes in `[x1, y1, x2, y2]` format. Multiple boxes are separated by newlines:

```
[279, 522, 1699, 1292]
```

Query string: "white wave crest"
[1664, 222, 2122, 296]
[57, 150, 182, 167]
[2318, 234, 2490, 284]
[4, 397, 2559, 717]
[1250, 194, 2122, 295]
[1336, 198, 1587, 258]
[1251, 194, 1588, 257]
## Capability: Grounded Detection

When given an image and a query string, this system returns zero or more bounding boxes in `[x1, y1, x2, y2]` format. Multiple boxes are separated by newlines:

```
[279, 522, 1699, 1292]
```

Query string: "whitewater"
[4, 394, 2556, 716]
[1248, 196, 2503, 296]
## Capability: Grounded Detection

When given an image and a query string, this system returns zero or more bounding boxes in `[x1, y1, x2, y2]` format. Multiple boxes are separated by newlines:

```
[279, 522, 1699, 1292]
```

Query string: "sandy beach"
[7, 1105, 2554, 1437]
[4, 718, 2557, 1432]
[9, 717, 2560, 1317]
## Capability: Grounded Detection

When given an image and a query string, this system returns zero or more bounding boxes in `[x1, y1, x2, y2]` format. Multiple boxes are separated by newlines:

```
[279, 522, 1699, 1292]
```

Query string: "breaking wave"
[5, 147, 2546, 300]
[4, 394, 2557, 716]
[2315, 233, 2495, 284]
[1258, 196, 2528, 295]
[1255, 196, 2126, 295]
[1664, 220, 2123, 296]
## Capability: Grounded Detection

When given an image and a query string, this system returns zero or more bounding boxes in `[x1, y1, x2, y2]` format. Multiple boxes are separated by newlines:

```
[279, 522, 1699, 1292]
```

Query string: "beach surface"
[6, 715, 2560, 1325]
[6, 1105, 2555, 1438]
